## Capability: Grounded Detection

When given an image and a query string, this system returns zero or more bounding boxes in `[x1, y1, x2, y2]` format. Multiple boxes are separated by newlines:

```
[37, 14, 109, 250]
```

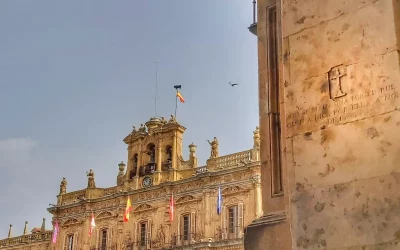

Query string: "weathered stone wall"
[284, 0, 400, 249]
[245, 0, 400, 249]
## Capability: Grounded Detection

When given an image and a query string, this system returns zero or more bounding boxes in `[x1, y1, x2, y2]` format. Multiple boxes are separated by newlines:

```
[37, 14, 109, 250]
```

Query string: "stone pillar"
[82, 213, 90, 250]
[125, 145, 133, 181]
[156, 140, 162, 172]
[155, 139, 163, 185]
[252, 176, 263, 218]
[203, 189, 212, 239]
[134, 142, 142, 189]
[171, 132, 177, 181]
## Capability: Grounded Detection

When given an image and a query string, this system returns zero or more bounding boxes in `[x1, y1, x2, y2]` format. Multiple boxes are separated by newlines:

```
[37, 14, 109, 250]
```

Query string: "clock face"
[142, 176, 152, 187]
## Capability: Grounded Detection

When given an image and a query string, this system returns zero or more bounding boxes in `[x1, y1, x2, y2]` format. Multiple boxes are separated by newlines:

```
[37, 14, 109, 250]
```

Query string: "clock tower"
[122, 116, 197, 189]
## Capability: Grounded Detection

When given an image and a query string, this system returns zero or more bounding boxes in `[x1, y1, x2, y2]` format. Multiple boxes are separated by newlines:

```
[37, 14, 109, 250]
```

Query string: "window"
[140, 222, 146, 247]
[222, 204, 243, 240]
[183, 215, 190, 240]
[67, 235, 74, 250]
[267, 5, 283, 196]
[100, 230, 107, 250]
[180, 213, 195, 242]
[228, 206, 238, 234]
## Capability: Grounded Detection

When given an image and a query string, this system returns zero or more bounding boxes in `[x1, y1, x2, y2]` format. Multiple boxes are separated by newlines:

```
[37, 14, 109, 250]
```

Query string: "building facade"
[245, 0, 400, 249]
[1, 117, 262, 250]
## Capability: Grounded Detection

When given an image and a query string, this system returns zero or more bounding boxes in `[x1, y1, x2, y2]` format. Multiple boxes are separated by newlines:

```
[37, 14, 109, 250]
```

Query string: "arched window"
[130, 154, 138, 179]
[147, 144, 156, 164]
[165, 146, 172, 161]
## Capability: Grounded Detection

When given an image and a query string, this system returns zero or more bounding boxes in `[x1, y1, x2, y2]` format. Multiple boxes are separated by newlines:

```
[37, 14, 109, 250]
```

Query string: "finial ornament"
[8, 224, 12, 238]
[253, 126, 260, 148]
[86, 169, 96, 188]
[41, 218, 46, 232]
[59, 177, 67, 195]
[207, 137, 219, 159]
[23, 221, 28, 235]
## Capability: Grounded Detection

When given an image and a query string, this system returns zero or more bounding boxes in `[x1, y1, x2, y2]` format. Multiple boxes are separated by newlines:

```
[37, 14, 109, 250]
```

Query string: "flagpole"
[174, 89, 178, 118]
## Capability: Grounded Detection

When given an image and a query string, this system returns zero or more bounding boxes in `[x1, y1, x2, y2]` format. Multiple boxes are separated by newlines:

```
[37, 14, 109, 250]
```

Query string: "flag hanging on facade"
[176, 91, 185, 103]
[51, 220, 59, 244]
[123, 197, 133, 222]
[217, 186, 222, 215]
[169, 193, 175, 222]
[89, 212, 95, 237]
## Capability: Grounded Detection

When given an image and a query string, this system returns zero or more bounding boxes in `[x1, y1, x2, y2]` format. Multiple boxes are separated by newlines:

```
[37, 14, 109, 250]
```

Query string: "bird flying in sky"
[228, 81, 239, 87]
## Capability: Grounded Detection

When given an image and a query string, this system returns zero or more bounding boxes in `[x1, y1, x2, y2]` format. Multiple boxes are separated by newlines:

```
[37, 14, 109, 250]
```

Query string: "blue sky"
[0, 1, 258, 237]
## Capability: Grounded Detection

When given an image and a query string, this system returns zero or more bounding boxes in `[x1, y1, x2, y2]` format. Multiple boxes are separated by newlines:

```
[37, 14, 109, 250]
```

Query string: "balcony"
[248, 0, 257, 36]
[0, 231, 53, 247]
[139, 163, 156, 177]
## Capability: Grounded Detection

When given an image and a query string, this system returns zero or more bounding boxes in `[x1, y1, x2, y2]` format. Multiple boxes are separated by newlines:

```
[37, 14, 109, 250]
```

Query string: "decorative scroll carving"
[96, 211, 113, 219]
[175, 195, 200, 205]
[133, 204, 155, 213]
[222, 185, 249, 196]
[62, 219, 80, 226]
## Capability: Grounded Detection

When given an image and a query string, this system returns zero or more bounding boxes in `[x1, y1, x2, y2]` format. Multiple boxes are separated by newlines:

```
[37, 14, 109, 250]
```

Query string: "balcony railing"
[0, 231, 53, 247]
[139, 163, 156, 177]
[195, 166, 208, 175]
[215, 150, 252, 169]
[120, 229, 243, 250]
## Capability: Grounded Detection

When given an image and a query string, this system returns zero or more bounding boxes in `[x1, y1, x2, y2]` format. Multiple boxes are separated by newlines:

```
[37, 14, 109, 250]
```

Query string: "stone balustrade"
[0, 231, 52, 247]
[213, 150, 253, 169]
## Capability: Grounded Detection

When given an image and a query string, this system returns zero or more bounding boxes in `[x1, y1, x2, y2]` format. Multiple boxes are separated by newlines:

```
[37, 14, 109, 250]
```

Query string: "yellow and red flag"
[176, 91, 185, 103]
[169, 193, 175, 222]
[89, 212, 95, 237]
[123, 197, 133, 222]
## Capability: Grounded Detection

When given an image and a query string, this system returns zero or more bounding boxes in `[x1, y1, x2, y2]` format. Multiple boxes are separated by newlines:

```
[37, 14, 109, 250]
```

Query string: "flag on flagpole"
[89, 212, 95, 237]
[176, 91, 185, 103]
[52, 220, 59, 244]
[169, 193, 175, 222]
[217, 186, 222, 215]
[123, 197, 133, 222]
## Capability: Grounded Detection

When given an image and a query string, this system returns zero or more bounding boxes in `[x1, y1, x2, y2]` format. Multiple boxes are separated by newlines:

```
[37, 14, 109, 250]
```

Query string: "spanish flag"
[176, 91, 185, 103]
[123, 197, 133, 222]
[169, 193, 175, 222]
[89, 212, 95, 237]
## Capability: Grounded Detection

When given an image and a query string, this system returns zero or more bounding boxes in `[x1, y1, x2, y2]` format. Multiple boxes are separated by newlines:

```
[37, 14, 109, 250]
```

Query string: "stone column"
[252, 176, 263, 218]
[155, 139, 163, 185]
[203, 189, 213, 239]
[125, 145, 133, 181]
[23, 221, 28, 235]
[134, 142, 142, 189]
[82, 213, 90, 250]
[156, 139, 162, 172]
[171, 132, 177, 181]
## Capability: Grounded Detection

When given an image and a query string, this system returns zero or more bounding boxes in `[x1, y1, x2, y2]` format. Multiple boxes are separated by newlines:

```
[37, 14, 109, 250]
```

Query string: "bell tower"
[122, 115, 196, 189]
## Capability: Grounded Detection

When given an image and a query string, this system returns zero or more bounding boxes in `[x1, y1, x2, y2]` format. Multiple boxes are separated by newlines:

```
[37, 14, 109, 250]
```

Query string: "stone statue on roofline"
[207, 137, 219, 159]
[138, 124, 147, 133]
[87, 169, 96, 188]
[60, 177, 67, 195]
[253, 126, 260, 148]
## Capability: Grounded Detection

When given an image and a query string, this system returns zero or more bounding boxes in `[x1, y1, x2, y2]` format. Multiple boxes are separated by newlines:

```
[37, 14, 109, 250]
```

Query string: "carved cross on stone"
[328, 65, 347, 100]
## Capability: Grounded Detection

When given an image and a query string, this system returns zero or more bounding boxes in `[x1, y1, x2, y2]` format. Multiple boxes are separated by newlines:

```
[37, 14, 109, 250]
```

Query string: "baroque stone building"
[245, 0, 400, 249]
[1, 117, 262, 250]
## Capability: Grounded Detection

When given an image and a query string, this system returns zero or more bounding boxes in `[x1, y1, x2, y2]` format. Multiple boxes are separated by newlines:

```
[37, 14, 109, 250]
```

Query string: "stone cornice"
[245, 211, 287, 229]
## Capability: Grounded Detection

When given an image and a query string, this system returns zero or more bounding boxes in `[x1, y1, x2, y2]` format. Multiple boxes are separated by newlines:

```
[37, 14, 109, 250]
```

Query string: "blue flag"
[217, 186, 222, 215]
